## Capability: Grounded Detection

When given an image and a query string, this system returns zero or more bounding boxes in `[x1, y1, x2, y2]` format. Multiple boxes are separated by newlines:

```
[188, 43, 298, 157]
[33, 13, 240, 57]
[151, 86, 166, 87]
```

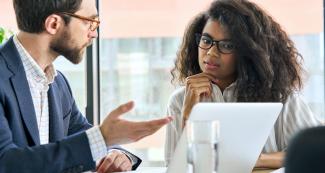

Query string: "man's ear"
[44, 14, 64, 35]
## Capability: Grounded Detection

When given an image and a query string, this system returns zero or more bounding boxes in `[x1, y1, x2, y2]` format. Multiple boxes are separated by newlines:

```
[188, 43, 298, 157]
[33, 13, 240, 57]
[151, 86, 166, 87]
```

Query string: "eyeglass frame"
[195, 33, 235, 54]
[58, 12, 100, 31]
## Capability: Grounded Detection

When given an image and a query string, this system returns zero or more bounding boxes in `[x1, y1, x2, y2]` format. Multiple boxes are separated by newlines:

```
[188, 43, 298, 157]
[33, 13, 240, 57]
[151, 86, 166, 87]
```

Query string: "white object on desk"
[271, 167, 285, 173]
[167, 103, 283, 173]
[114, 167, 167, 173]
[187, 120, 219, 173]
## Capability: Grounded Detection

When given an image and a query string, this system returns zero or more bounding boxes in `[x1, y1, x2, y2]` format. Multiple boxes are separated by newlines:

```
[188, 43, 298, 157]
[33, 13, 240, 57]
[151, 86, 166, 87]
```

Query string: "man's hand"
[96, 150, 132, 173]
[100, 101, 173, 146]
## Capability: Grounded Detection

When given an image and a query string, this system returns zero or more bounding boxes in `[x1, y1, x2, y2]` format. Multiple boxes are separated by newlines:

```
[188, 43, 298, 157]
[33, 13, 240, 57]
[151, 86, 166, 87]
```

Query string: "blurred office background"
[0, 0, 324, 166]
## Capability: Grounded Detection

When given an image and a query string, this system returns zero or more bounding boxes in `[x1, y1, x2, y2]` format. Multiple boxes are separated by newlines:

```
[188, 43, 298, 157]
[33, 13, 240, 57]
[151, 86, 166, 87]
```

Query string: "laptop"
[167, 103, 282, 173]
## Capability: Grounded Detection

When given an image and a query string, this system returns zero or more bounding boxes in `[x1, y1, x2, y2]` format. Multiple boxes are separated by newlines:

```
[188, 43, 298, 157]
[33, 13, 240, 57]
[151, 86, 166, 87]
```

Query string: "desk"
[115, 167, 275, 173]
[252, 168, 275, 173]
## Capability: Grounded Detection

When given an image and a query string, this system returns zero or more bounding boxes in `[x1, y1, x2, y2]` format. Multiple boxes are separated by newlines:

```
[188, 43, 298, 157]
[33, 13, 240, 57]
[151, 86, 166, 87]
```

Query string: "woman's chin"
[203, 70, 218, 78]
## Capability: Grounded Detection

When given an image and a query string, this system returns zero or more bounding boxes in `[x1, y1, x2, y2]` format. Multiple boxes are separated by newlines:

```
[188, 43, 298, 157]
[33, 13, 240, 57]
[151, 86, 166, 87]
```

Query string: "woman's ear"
[44, 14, 63, 35]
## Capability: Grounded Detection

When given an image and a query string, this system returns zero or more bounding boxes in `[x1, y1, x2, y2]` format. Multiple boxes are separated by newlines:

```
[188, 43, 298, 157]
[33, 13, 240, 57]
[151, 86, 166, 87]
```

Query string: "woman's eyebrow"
[202, 33, 231, 41]
[202, 33, 213, 38]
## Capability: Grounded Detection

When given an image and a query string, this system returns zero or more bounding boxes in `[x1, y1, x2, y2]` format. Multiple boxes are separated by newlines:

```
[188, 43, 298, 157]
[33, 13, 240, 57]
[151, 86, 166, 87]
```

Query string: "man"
[285, 126, 325, 173]
[0, 0, 173, 173]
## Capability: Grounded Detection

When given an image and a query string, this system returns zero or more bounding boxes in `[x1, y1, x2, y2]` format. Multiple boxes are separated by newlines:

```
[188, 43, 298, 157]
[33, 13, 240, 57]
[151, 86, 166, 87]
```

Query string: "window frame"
[86, 0, 101, 125]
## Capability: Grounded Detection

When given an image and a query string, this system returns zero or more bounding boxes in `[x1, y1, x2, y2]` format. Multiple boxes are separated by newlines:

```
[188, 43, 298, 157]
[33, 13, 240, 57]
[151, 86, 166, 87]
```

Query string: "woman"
[165, 0, 321, 168]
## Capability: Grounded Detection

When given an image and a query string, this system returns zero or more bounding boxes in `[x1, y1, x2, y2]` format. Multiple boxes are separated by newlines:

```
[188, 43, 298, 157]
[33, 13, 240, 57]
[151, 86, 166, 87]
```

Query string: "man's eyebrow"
[89, 14, 99, 19]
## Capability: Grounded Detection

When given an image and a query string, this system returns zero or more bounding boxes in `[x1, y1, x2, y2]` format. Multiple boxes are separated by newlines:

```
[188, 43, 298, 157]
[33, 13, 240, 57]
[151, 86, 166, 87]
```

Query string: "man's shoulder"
[51, 70, 75, 97]
[0, 37, 21, 73]
[52, 71, 70, 88]
[0, 43, 13, 82]
[0, 40, 9, 64]
[0, 37, 15, 56]
[53, 70, 65, 81]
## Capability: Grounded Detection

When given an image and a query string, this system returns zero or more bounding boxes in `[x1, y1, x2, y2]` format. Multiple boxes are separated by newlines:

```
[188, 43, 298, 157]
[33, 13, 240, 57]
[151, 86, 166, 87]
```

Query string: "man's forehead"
[76, 0, 98, 16]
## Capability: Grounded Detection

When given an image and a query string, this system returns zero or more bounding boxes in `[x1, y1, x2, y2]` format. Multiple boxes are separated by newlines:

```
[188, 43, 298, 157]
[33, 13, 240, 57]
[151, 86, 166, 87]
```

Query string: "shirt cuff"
[85, 126, 108, 161]
[108, 149, 138, 166]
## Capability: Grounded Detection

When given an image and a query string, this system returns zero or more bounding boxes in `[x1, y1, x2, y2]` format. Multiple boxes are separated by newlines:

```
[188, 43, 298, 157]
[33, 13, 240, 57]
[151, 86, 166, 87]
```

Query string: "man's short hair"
[13, 0, 83, 33]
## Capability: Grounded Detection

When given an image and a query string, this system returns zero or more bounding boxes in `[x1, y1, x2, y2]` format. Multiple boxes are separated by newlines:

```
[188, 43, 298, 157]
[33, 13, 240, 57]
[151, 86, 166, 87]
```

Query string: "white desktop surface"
[114, 167, 167, 173]
[112, 166, 280, 173]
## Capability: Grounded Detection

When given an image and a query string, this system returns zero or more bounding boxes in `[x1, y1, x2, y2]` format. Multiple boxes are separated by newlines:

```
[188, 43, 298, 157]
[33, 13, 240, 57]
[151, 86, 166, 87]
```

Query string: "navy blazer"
[0, 37, 141, 173]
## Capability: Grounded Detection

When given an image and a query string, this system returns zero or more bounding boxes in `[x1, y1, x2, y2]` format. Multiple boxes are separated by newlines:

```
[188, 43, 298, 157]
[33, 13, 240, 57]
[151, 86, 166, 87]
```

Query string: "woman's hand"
[182, 73, 217, 128]
[255, 152, 285, 169]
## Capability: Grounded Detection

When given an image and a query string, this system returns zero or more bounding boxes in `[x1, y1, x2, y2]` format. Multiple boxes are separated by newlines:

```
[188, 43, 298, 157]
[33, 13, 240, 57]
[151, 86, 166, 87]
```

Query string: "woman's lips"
[204, 61, 220, 70]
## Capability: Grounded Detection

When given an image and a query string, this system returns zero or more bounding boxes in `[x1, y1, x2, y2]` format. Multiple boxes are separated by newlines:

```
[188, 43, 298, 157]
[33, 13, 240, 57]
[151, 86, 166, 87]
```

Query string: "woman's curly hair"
[171, 0, 304, 102]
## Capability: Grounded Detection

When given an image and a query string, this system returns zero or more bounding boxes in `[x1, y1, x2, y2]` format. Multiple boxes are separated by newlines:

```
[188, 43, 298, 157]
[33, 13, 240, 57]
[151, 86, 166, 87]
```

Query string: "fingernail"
[125, 101, 134, 109]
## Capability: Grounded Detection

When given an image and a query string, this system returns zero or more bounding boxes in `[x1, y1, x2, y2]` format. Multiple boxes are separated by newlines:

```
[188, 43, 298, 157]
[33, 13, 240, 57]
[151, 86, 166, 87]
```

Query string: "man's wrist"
[85, 126, 108, 161]
[99, 125, 107, 145]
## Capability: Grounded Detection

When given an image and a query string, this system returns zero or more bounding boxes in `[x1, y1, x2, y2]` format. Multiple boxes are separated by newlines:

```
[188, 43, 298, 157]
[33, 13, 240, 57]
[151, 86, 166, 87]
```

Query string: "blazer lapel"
[48, 82, 64, 142]
[2, 37, 40, 145]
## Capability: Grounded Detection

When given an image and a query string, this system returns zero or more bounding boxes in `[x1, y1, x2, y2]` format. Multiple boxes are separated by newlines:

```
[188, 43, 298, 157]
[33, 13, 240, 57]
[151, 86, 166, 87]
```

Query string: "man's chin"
[70, 46, 89, 64]
[74, 50, 86, 64]
[64, 52, 84, 64]
[74, 53, 84, 64]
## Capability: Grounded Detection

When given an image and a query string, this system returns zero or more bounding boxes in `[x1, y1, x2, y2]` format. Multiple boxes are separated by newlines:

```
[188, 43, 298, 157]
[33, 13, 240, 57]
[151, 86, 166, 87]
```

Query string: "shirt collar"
[227, 81, 237, 89]
[13, 35, 57, 84]
[213, 81, 237, 91]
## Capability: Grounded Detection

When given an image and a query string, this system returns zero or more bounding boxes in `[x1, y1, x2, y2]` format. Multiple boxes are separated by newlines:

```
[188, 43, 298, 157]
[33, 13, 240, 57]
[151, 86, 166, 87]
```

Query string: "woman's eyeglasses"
[59, 12, 100, 31]
[195, 33, 235, 54]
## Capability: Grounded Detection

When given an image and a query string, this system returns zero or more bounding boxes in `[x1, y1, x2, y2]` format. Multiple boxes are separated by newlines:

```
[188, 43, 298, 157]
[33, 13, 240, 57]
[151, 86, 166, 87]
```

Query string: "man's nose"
[89, 29, 98, 38]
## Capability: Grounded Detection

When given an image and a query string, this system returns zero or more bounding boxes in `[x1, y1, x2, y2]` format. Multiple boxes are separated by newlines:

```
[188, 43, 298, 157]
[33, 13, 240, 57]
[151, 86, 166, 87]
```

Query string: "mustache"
[81, 40, 93, 49]
[85, 40, 93, 47]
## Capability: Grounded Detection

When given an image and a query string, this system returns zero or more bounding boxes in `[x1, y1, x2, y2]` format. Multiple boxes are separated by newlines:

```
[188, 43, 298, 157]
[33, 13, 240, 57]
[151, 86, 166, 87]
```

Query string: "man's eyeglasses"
[195, 33, 235, 54]
[59, 12, 100, 31]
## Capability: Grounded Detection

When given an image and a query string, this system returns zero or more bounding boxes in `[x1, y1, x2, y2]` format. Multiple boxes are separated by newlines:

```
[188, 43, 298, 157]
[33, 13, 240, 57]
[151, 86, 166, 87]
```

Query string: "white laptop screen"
[167, 103, 282, 173]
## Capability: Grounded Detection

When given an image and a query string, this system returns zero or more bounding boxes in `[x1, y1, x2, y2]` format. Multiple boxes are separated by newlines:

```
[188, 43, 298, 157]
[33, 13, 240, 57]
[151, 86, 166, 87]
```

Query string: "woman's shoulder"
[282, 91, 313, 117]
[284, 91, 306, 106]
[170, 86, 186, 98]
[167, 86, 186, 107]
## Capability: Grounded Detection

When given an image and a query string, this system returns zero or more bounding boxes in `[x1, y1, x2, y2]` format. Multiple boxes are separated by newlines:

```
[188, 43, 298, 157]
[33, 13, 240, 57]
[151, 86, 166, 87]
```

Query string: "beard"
[50, 29, 88, 64]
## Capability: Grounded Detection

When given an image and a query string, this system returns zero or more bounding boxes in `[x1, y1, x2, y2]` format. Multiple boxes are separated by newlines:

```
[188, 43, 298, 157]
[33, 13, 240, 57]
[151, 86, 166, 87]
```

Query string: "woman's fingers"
[186, 73, 218, 83]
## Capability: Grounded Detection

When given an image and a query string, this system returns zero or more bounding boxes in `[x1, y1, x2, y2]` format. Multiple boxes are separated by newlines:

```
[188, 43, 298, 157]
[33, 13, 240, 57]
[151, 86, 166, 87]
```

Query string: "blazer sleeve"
[0, 98, 96, 173]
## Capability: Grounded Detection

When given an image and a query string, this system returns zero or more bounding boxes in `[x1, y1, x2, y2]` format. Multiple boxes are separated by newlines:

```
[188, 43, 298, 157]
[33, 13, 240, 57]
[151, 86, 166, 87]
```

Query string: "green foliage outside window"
[0, 27, 13, 44]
